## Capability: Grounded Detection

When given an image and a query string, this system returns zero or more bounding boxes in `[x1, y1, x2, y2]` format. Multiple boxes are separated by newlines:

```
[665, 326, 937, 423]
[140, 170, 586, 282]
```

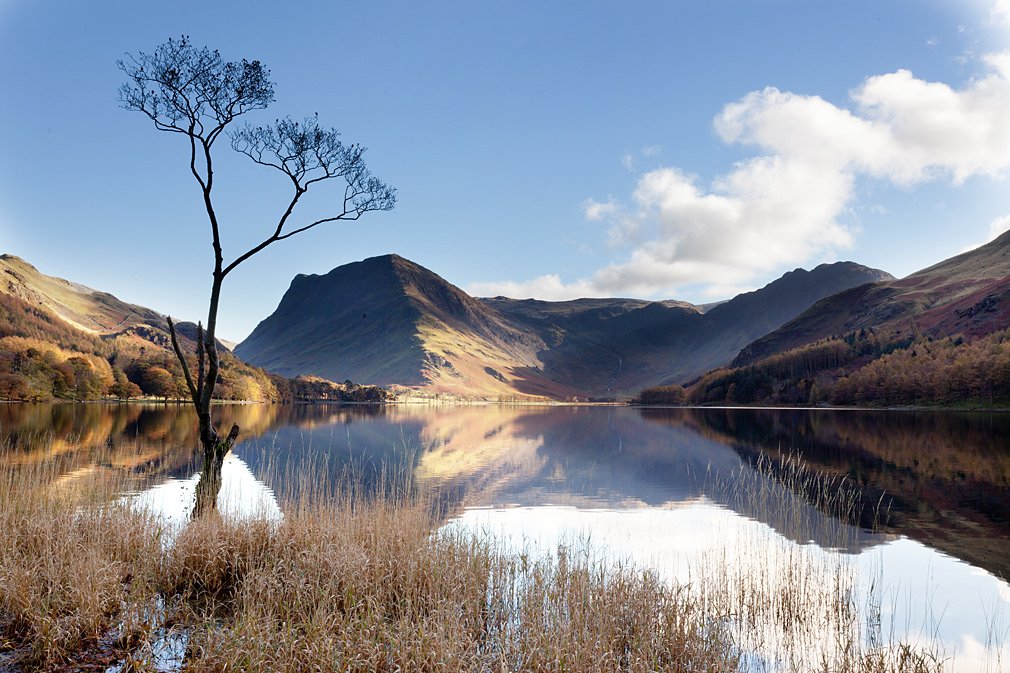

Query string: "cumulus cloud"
[715, 55, 1010, 184]
[964, 213, 1010, 251]
[476, 51, 1010, 301]
[994, 0, 1010, 26]
[989, 213, 1010, 239]
[583, 198, 619, 222]
[468, 274, 595, 301]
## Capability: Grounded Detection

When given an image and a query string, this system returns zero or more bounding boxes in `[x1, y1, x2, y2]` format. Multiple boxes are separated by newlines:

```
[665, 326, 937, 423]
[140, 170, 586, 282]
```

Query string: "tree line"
[639, 327, 1010, 407]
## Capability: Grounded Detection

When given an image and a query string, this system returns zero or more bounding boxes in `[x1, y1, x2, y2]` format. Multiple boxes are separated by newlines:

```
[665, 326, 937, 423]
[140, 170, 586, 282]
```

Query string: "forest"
[643, 327, 1010, 408]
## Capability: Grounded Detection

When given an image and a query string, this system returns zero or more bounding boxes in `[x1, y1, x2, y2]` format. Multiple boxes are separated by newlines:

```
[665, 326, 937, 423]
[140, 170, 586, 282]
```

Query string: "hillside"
[236, 255, 578, 399]
[682, 233, 1010, 407]
[736, 230, 1010, 366]
[0, 255, 350, 403]
[1, 254, 163, 335]
[238, 255, 889, 400]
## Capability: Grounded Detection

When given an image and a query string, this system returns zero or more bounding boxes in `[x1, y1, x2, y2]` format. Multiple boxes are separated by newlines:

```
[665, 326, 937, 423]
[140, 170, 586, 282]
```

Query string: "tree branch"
[167, 316, 199, 405]
[196, 321, 206, 400]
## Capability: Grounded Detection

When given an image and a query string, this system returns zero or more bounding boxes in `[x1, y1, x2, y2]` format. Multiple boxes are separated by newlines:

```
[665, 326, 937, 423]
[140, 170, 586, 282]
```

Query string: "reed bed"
[0, 441, 948, 673]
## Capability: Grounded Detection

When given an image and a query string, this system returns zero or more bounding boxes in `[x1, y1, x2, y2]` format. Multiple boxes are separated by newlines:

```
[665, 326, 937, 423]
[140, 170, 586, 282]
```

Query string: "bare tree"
[119, 37, 395, 511]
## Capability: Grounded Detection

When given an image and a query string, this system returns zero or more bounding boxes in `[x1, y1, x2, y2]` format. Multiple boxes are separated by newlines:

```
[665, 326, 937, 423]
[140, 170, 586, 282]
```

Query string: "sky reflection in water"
[2, 403, 1008, 671]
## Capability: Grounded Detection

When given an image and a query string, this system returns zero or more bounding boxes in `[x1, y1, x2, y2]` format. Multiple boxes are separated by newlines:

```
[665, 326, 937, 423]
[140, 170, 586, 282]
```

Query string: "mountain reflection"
[660, 407, 1010, 578]
[2, 403, 1007, 575]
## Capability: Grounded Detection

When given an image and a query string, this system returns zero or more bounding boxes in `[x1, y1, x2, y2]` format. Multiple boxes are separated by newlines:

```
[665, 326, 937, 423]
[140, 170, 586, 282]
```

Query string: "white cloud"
[585, 159, 854, 296]
[583, 198, 619, 222]
[716, 55, 1010, 185]
[479, 51, 1010, 301]
[641, 145, 662, 157]
[621, 153, 635, 171]
[468, 274, 595, 301]
[993, 0, 1010, 26]
[957, 212, 1010, 253]
[989, 213, 1010, 239]
[584, 198, 642, 247]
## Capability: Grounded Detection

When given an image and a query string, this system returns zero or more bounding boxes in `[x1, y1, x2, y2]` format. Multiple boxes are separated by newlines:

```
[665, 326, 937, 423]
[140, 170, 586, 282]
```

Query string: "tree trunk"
[168, 290, 241, 517]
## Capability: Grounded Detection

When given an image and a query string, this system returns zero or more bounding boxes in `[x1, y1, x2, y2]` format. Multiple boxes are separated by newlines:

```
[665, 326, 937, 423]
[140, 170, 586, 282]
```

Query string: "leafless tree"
[119, 37, 395, 512]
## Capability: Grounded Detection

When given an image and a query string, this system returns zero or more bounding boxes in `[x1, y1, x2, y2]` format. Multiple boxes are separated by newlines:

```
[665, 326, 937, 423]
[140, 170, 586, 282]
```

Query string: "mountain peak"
[238, 255, 891, 399]
[237, 253, 553, 396]
[0, 254, 38, 273]
[736, 236, 1010, 366]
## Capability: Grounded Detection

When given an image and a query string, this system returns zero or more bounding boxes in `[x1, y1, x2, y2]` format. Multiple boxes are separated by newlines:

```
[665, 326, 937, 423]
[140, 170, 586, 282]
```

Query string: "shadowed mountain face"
[237, 255, 891, 399]
[234, 255, 566, 397]
[736, 230, 1010, 365]
[489, 262, 893, 395]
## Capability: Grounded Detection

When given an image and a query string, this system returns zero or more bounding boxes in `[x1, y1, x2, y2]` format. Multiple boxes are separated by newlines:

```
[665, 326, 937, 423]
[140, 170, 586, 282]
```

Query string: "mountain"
[236, 255, 579, 399]
[680, 232, 1010, 407]
[1, 254, 163, 335]
[481, 261, 891, 396]
[237, 255, 890, 400]
[736, 230, 1010, 366]
[0, 254, 282, 402]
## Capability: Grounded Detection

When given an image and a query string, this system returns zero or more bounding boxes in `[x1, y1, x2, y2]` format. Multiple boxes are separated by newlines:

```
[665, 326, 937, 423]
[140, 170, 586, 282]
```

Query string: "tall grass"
[0, 459, 164, 668]
[0, 439, 949, 672]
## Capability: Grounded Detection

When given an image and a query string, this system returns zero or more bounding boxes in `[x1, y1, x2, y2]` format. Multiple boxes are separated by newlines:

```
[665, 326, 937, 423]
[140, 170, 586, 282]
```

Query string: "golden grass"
[0, 461, 164, 668]
[165, 501, 739, 672]
[0, 442, 951, 673]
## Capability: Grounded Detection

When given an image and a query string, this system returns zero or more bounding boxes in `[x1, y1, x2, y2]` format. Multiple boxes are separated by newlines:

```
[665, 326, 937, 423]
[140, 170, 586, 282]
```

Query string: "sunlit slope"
[0, 253, 285, 402]
[0, 254, 162, 334]
[237, 255, 428, 385]
[239, 255, 891, 399]
[236, 255, 578, 398]
[737, 230, 1010, 365]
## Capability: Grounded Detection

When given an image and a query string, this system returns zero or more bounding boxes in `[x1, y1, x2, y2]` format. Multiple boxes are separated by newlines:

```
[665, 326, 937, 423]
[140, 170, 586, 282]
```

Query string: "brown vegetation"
[0, 441, 951, 672]
[636, 384, 688, 405]
[681, 327, 1010, 407]
[0, 291, 387, 403]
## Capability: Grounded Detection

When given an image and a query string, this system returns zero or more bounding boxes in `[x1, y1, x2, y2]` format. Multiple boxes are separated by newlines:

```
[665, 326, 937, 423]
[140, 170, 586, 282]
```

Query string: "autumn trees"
[118, 37, 395, 491]
[678, 328, 1010, 407]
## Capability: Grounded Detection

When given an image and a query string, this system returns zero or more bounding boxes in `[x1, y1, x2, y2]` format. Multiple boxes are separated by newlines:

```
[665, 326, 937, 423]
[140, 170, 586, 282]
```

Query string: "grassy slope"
[736, 230, 1010, 366]
[238, 255, 584, 399]
[0, 254, 163, 334]
[0, 254, 300, 402]
[236, 256, 429, 385]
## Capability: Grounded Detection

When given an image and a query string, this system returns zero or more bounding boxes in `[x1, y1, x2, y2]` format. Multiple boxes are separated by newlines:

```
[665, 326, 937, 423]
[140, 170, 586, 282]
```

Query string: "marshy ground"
[0, 446, 951, 673]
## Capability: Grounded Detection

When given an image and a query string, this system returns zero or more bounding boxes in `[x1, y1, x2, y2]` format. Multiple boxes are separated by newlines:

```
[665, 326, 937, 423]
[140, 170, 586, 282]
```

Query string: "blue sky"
[1, 1, 1008, 340]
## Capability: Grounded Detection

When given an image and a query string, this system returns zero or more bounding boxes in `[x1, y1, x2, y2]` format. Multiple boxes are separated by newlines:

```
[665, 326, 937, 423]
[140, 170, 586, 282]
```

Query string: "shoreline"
[3, 397, 1007, 412]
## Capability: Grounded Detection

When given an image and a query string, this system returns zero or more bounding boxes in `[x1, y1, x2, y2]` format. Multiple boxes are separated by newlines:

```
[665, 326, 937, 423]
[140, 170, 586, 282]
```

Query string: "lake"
[2, 402, 1008, 671]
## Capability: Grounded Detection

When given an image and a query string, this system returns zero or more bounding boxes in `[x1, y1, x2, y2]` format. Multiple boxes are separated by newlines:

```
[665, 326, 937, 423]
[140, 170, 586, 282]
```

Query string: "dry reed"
[0, 439, 951, 673]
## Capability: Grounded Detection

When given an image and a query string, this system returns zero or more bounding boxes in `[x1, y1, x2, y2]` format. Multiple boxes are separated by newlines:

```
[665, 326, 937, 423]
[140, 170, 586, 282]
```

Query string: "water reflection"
[2, 403, 1009, 671]
[663, 407, 1010, 578]
[2, 403, 1008, 563]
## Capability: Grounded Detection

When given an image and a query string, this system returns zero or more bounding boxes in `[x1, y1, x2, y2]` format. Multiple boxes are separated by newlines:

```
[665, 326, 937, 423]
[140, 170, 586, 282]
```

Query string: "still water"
[1, 403, 1008, 671]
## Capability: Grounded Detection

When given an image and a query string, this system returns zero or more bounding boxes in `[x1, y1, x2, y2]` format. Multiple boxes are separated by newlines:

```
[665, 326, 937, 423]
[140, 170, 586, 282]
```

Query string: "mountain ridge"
[735, 230, 1010, 366]
[0, 254, 355, 403]
[238, 255, 892, 399]
[1, 254, 164, 335]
